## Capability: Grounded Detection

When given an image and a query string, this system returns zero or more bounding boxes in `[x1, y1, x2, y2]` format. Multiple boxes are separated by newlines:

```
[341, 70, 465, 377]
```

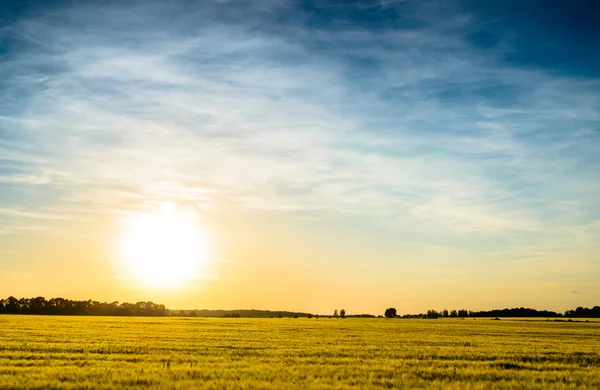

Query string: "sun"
[121, 202, 206, 289]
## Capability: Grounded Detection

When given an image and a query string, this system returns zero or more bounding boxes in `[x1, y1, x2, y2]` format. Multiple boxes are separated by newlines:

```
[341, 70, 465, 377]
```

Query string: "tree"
[340, 309, 346, 319]
[0, 296, 169, 316]
[30, 297, 47, 314]
[450, 310, 458, 318]
[443, 309, 449, 318]
[334, 309, 338, 318]
[384, 308, 397, 318]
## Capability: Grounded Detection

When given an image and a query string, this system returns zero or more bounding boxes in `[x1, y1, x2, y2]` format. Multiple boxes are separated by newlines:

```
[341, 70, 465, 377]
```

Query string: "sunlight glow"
[122, 202, 205, 289]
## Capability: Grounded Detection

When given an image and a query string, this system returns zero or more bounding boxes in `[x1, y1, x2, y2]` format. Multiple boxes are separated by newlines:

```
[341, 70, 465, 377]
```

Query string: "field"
[1, 316, 599, 389]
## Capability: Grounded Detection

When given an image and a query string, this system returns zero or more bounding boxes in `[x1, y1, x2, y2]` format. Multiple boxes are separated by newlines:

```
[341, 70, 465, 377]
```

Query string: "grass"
[1, 315, 599, 389]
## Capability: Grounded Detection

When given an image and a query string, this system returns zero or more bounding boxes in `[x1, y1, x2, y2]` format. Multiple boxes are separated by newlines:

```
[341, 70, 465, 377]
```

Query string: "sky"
[0, 0, 599, 315]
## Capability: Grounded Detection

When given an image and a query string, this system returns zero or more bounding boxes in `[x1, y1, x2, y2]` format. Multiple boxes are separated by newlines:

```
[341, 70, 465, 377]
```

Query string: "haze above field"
[0, 0, 599, 314]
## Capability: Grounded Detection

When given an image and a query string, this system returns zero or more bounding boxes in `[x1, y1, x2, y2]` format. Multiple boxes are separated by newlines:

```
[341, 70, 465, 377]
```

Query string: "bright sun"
[122, 202, 205, 289]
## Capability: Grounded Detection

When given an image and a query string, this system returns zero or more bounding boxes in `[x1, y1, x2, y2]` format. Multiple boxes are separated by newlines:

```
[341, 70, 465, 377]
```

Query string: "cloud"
[570, 291, 582, 295]
[0, 208, 71, 220]
[0, 0, 598, 247]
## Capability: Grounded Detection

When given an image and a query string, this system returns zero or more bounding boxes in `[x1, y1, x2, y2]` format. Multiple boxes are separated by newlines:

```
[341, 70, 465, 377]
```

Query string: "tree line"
[171, 309, 314, 318]
[384, 306, 600, 319]
[0, 296, 169, 316]
[3, 296, 598, 319]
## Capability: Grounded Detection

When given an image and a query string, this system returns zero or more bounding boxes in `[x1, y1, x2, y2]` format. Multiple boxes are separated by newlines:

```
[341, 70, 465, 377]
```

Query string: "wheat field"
[1, 315, 599, 389]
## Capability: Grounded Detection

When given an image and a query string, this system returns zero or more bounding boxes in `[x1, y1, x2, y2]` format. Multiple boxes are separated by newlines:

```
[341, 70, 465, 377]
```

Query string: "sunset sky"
[1, 0, 599, 314]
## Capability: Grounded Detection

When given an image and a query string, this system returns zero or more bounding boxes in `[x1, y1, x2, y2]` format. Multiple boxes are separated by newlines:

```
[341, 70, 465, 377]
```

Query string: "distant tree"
[427, 310, 440, 319]
[340, 309, 346, 319]
[18, 298, 29, 313]
[564, 306, 600, 318]
[0, 296, 168, 316]
[458, 309, 469, 317]
[384, 308, 397, 318]
[294, 314, 298, 318]
[30, 297, 47, 314]
[334, 309, 338, 318]
[443, 309, 449, 318]
[4, 297, 17, 313]
[308, 314, 313, 319]
[450, 310, 458, 318]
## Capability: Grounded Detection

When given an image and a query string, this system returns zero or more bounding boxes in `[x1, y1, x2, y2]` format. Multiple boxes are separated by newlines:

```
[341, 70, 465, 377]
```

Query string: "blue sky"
[0, 0, 599, 312]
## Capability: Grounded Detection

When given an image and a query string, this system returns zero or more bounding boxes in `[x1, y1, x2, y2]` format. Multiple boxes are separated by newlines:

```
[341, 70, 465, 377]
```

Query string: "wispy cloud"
[0, 0, 598, 251]
[0, 208, 71, 220]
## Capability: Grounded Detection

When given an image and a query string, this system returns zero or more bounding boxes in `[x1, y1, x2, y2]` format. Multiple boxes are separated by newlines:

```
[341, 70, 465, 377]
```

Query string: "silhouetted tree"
[384, 308, 397, 318]
[564, 306, 600, 318]
[442, 309, 449, 318]
[334, 309, 338, 318]
[0, 296, 168, 316]
[382, 306, 600, 320]
[340, 309, 346, 319]
[29, 297, 47, 313]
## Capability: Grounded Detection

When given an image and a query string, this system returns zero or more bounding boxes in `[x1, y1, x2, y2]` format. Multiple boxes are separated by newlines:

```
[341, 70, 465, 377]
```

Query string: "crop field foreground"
[1, 316, 599, 389]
